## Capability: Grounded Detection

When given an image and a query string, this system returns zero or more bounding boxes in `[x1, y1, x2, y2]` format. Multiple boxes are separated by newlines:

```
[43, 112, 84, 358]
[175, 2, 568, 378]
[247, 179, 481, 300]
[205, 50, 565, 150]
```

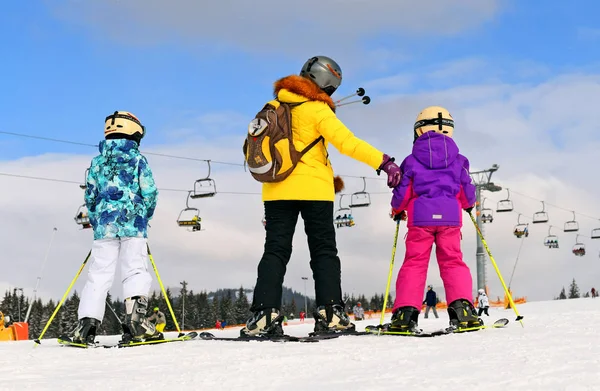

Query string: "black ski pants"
[477, 307, 489, 316]
[251, 200, 342, 312]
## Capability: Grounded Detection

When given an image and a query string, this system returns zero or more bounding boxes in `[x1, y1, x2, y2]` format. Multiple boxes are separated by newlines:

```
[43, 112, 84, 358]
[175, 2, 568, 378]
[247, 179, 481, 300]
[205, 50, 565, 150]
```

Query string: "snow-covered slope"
[3, 298, 600, 391]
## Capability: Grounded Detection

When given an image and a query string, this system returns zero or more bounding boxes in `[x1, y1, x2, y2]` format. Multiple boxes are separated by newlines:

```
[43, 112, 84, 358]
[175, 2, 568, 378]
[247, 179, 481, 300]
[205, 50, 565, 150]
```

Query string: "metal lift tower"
[469, 164, 502, 291]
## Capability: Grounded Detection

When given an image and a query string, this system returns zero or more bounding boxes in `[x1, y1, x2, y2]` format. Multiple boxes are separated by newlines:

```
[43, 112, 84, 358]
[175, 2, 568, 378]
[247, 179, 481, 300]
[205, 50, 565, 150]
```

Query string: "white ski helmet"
[478, 288, 485, 294]
[414, 106, 454, 140]
[300, 55, 342, 96]
[104, 111, 146, 144]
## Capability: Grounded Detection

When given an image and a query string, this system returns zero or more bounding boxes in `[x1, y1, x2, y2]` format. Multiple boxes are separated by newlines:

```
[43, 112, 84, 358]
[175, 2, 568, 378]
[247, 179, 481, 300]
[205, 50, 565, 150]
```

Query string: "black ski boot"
[123, 296, 163, 343]
[312, 304, 356, 335]
[447, 299, 484, 332]
[69, 317, 100, 345]
[389, 306, 421, 334]
[240, 308, 284, 338]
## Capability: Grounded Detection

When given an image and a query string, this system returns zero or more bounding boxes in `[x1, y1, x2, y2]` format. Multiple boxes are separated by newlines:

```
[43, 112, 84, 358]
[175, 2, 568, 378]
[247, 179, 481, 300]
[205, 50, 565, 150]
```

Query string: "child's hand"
[390, 209, 407, 221]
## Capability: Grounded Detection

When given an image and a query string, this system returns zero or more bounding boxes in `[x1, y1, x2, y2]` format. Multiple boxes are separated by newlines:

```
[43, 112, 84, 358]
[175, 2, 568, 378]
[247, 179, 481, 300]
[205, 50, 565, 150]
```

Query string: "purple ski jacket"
[391, 132, 476, 227]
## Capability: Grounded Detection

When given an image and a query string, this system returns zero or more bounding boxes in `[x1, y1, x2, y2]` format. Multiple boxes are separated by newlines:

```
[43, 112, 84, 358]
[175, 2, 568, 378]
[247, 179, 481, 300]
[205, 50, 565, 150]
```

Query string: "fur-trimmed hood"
[274, 75, 336, 111]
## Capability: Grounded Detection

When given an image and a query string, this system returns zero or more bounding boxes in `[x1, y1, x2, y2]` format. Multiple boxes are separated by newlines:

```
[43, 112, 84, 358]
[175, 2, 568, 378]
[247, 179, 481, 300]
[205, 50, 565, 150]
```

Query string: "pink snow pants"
[393, 226, 473, 311]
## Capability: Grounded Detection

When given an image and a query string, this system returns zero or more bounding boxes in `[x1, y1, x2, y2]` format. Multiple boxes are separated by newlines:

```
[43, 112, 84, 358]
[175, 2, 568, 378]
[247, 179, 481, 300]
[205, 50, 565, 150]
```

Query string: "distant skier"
[66, 111, 160, 345]
[477, 289, 490, 316]
[299, 311, 306, 322]
[215, 320, 222, 330]
[148, 307, 167, 332]
[591, 287, 597, 298]
[422, 285, 439, 319]
[389, 106, 481, 334]
[352, 302, 365, 321]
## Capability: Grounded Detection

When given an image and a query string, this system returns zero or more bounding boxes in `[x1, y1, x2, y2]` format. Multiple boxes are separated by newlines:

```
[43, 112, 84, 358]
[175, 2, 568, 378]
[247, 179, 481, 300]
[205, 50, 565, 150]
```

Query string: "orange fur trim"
[274, 75, 336, 110]
[334, 176, 345, 194]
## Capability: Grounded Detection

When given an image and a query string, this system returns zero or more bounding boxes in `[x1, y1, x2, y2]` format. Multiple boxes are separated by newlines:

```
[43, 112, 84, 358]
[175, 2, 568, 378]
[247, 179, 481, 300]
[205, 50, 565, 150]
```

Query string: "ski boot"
[312, 304, 356, 335]
[388, 306, 421, 334]
[68, 317, 101, 345]
[122, 296, 163, 343]
[447, 299, 484, 332]
[240, 308, 284, 338]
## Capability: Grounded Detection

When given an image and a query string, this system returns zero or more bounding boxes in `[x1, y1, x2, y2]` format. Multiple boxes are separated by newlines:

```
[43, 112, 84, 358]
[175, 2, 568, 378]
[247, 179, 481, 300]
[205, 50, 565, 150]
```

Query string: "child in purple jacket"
[389, 106, 481, 334]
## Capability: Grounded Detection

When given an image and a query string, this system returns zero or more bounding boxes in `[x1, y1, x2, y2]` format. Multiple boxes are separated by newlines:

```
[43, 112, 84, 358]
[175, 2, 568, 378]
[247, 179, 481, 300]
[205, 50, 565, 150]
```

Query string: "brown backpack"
[243, 100, 323, 183]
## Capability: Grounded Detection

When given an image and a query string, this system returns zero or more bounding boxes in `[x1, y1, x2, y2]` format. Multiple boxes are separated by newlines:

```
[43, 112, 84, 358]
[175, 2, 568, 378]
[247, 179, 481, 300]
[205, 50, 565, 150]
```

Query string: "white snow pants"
[78, 237, 153, 321]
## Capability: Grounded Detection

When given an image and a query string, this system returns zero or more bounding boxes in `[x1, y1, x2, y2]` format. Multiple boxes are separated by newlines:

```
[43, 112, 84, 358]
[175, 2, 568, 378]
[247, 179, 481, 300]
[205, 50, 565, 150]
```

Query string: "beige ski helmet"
[104, 111, 145, 143]
[414, 106, 454, 139]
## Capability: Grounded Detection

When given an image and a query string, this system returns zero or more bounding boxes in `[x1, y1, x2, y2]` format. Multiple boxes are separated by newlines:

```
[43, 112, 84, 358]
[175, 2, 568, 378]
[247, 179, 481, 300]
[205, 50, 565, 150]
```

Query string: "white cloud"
[47, 0, 503, 55]
[2, 66, 600, 312]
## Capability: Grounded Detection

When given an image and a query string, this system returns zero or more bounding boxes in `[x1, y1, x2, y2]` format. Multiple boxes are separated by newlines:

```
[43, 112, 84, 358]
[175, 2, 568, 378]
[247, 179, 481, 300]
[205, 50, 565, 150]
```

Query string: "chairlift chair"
[74, 204, 92, 229]
[563, 211, 579, 233]
[543, 225, 559, 249]
[591, 223, 600, 239]
[496, 189, 514, 212]
[572, 235, 585, 257]
[480, 198, 494, 223]
[176, 191, 203, 232]
[532, 201, 549, 224]
[513, 214, 529, 238]
[79, 168, 90, 190]
[348, 177, 371, 208]
[190, 161, 217, 199]
[334, 194, 354, 228]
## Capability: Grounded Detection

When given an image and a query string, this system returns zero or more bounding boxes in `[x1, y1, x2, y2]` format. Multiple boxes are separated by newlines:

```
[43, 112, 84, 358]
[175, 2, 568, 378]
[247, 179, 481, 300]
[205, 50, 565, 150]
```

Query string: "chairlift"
[79, 169, 89, 190]
[74, 204, 92, 229]
[496, 189, 513, 212]
[176, 191, 203, 232]
[563, 211, 579, 233]
[348, 177, 371, 208]
[334, 194, 355, 228]
[591, 222, 600, 239]
[543, 225, 559, 249]
[572, 235, 585, 257]
[480, 198, 494, 223]
[190, 160, 217, 199]
[532, 201, 549, 224]
[513, 214, 529, 238]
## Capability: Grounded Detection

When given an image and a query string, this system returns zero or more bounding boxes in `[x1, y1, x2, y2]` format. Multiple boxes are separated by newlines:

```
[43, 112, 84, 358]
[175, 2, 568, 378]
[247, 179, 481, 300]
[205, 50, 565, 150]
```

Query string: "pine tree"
[568, 279, 580, 299]
[234, 286, 251, 324]
[162, 288, 176, 331]
[210, 296, 220, 327]
[197, 291, 211, 328]
[558, 287, 567, 300]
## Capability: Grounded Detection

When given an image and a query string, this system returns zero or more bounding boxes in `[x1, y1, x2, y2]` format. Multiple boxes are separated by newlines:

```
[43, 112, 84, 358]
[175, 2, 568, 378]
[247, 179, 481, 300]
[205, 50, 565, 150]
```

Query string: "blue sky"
[1, 0, 599, 160]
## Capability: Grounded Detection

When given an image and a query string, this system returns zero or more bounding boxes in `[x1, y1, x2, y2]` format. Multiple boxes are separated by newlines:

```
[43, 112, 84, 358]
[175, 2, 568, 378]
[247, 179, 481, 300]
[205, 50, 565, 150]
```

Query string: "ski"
[197, 331, 319, 343]
[104, 331, 198, 348]
[363, 318, 509, 337]
[57, 337, 99, 348]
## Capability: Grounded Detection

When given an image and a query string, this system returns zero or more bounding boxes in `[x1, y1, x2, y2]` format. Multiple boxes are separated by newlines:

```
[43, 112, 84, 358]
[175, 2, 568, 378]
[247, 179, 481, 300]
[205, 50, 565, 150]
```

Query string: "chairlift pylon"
[334, 194, 355, 228]
[496, 189, 513, 213]
[348, 177, 371, 208]
[513, 214, 529, 238]
[480, 198, 494, 223]
[563, 211, 579, 233]
[544, 225, 559, 249]
[74, 204, 92, 229]
[572, 234, 585, 257]
[532, 201, 549, 224]
[190, 160, 217, 199]
[176, 191, 203, 232]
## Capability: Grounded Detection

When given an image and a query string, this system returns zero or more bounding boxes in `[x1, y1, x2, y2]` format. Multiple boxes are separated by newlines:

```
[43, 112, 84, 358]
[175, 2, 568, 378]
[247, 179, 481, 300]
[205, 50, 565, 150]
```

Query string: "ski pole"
[146, 244, 183, 336]
[336, 96, 371, 107]
[378, 219, 401, 333]
[34, 249, 92, 344]
[468, 212, 524, 327]
[334, 87, 365, 105]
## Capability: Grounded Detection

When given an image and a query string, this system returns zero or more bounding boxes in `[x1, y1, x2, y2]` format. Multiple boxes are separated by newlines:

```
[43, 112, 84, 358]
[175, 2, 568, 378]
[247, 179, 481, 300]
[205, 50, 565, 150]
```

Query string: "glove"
[465, 206, 474, 214]
[390, 209, 407, 221]
[377, 154, 401, 188]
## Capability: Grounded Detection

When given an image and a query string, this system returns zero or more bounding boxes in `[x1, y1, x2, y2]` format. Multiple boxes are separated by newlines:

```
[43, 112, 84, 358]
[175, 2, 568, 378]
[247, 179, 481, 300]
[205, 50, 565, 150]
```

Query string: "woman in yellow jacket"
[241, 55, 401, 338]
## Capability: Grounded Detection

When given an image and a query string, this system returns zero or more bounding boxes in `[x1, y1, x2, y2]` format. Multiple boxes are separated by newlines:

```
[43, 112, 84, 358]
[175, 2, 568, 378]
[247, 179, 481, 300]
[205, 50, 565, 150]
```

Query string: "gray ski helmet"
[300, 56, 342, 96]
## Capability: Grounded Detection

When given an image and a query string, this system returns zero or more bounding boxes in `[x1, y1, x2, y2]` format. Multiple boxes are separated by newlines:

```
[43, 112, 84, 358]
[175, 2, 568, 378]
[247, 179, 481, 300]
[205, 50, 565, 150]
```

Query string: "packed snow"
[3, 298, 600, 391]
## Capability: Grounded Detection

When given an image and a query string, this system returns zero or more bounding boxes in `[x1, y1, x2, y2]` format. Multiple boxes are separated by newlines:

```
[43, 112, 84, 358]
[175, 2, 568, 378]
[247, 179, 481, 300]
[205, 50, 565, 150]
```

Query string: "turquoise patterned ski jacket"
[85, 139, 158, 240]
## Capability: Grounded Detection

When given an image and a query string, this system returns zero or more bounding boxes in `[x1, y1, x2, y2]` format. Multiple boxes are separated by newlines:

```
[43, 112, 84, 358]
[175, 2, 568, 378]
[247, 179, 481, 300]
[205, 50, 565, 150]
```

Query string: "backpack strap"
[300, 135, 324, 155]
